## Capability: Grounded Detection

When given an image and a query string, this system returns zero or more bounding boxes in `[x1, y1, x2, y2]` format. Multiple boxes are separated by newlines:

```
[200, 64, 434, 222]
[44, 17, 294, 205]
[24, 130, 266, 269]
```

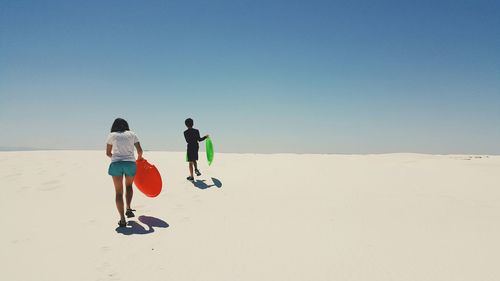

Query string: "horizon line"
[0, 147, 498, 156]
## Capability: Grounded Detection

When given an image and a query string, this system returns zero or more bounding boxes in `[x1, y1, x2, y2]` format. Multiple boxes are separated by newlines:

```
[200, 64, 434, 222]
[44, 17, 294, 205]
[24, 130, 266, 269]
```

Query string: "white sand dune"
[1, 151, 499, 281]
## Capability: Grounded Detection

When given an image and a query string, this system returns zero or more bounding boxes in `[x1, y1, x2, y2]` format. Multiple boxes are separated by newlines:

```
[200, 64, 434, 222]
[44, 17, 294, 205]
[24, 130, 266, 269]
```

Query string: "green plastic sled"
[206, 137, 214, 166]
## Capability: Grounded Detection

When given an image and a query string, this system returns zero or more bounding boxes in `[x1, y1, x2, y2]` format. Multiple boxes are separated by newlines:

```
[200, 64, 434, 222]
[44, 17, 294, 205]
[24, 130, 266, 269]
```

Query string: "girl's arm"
[135, 142, 144, 160]
[106, 144, 113, 158]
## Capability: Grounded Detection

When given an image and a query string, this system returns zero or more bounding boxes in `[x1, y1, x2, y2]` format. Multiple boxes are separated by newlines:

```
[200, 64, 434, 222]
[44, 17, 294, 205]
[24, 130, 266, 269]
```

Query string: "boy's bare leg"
[194, 161, 201, 176]
[189, 162, 194, 178]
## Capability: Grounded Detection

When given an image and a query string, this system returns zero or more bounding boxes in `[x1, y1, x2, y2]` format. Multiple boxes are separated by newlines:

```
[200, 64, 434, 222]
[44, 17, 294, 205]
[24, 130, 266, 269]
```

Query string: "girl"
[106, 118, 143, 227]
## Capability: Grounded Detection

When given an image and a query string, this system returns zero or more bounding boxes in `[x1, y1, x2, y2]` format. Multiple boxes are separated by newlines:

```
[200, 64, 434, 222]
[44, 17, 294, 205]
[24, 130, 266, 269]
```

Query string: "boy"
[184, 118, 209, 181]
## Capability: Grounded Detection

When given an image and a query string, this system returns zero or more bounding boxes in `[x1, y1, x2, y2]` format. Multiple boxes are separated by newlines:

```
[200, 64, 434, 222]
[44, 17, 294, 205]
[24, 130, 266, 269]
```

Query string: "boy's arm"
[197, 130, 208, 141]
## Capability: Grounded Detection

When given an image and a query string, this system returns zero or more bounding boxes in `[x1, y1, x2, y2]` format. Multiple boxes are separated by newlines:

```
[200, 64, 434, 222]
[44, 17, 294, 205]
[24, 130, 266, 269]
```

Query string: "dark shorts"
[108, 161, 137, 177]
[186, 143, 199, 161]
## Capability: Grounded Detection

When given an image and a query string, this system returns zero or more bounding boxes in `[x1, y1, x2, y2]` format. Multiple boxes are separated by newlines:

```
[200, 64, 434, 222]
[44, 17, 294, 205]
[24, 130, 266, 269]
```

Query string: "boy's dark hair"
[185, 118, 194, 128]
[111, 118, 130, 133]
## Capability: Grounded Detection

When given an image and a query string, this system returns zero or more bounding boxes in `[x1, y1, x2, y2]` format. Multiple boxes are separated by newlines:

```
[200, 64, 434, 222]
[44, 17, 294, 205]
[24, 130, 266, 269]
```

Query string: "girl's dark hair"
[185, 118, 194, 127]
[111, 118, 130, 133]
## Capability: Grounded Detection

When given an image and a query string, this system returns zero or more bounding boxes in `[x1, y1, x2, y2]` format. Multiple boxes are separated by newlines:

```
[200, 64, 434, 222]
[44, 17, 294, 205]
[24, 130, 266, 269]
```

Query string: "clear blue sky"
[1, 0, 499, 154]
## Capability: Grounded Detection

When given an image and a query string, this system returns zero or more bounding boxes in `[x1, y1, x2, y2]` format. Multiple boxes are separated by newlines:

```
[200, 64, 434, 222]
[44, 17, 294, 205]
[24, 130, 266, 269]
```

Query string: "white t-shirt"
[106, 131, 140, 162]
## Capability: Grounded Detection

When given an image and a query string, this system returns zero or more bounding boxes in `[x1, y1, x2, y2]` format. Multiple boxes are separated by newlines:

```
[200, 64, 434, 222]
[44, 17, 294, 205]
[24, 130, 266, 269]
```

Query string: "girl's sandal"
[118, 219, 127, 227]
[125, 209, 136, 218]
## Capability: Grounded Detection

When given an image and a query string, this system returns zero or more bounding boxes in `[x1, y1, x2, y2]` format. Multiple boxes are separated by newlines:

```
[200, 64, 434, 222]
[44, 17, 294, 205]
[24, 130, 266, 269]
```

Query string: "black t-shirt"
[184, 128, 206, 146]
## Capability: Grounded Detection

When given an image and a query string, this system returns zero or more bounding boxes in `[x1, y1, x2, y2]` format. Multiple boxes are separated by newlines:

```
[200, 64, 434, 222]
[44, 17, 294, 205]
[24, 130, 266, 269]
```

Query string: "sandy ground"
[1, 151, 499, 281]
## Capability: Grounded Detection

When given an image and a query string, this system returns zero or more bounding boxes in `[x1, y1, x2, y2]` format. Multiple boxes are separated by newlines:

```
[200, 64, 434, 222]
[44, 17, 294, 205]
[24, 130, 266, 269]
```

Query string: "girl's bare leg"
[125, 175, 134, 210]
[112, 176, 125, 221]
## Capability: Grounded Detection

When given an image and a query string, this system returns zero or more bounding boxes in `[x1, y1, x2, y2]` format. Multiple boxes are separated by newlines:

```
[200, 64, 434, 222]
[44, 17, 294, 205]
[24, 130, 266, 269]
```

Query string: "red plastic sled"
[134, 159, 163, 197]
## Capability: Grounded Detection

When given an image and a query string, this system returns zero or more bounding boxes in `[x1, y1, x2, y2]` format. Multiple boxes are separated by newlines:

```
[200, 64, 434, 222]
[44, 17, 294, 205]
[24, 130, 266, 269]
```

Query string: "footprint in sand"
[42, 180, 60, 185]
[4, 172, 22, 179]
[96, 262, 120, 281]
[11, 238, 30, 245]
[39, 180, 62, 191]
[16, 186, 33, 193]
[96, 262, 110, 272]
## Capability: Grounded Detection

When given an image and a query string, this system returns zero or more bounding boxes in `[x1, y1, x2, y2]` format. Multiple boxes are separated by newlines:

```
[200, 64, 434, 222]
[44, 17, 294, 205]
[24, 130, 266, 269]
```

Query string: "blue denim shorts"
[108, 161, 137, 177]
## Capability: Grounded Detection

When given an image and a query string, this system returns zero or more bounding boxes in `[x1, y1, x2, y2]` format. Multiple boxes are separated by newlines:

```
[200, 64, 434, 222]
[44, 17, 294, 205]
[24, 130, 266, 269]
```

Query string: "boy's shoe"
[186, 176, 194, 181]
[125, 208, 136, 218]
[195, 169, 201, 176]
[118, 219, 127, 227]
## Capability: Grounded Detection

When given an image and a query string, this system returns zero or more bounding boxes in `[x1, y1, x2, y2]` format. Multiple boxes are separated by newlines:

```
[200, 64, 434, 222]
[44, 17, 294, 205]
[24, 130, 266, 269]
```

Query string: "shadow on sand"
[192, 177, 223, 190]
[115, 215, 169, 235]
